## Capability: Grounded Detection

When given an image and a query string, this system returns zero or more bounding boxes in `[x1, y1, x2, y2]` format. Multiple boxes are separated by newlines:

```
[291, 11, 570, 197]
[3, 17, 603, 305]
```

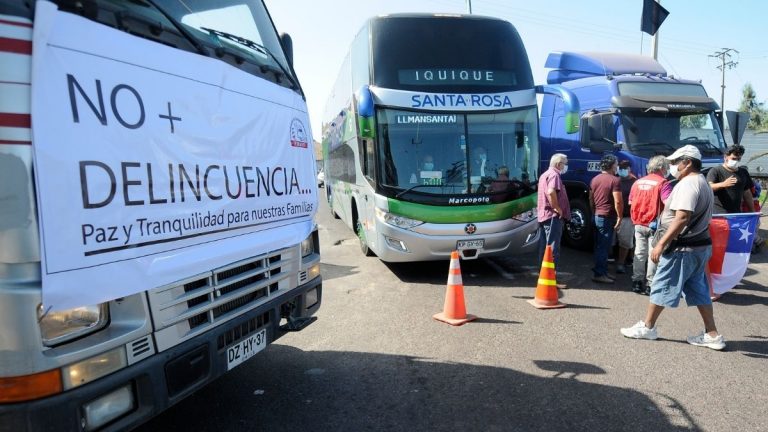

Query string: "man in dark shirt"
[707, 145, 756, 214]
[589, 154, 622, 283]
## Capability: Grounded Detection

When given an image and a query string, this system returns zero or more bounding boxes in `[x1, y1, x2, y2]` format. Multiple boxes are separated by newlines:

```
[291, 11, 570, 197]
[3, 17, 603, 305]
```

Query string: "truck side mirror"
[580, 112, 616, 153]
[280, 33, 293, 68]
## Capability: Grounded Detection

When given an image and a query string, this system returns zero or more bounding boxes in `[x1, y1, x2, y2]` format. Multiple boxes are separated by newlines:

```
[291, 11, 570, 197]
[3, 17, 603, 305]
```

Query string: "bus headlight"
[513, 209, 536, 223]
[301, 234, 315, 257]
[375, 208, 423, 229]
[38, 303, 109, 346]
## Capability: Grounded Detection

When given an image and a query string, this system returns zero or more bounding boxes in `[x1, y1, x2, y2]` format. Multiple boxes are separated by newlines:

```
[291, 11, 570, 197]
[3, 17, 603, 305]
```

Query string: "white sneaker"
[687, 332, 726, 350]
[620, 321, 658, 340]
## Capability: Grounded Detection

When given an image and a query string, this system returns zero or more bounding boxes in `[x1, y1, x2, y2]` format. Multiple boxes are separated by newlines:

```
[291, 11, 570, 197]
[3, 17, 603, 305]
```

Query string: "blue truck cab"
[539, 51, 727, 249]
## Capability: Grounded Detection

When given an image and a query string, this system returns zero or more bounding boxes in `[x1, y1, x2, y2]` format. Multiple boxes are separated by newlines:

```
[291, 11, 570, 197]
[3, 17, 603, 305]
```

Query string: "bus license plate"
[457, 239, 484, 250]
[226, 329, 267, 370]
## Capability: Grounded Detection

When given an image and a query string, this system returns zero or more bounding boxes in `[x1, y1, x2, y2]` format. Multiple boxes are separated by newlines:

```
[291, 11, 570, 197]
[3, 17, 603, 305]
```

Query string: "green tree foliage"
[738, 83, 768, 130]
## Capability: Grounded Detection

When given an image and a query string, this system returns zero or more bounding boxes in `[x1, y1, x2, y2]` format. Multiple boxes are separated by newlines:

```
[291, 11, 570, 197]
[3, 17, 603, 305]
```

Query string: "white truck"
[0, 1, 321, 430]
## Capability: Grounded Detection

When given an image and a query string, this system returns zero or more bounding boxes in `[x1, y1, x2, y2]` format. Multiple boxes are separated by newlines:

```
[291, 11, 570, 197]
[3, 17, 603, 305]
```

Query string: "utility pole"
[466, 0, 472, 14]
[709, 48, 739, 113]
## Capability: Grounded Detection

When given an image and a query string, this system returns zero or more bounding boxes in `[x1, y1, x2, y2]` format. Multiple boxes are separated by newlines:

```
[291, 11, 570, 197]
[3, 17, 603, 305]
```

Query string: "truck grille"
[147, 247, 296, 352]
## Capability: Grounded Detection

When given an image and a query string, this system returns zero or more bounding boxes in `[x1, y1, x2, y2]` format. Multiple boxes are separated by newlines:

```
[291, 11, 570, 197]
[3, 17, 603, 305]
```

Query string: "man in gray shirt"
[621, 145, 725, 350]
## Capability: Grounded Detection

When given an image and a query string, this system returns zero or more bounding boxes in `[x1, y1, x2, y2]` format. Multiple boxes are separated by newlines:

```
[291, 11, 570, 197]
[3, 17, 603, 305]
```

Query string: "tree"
[737, 83, 768, 130]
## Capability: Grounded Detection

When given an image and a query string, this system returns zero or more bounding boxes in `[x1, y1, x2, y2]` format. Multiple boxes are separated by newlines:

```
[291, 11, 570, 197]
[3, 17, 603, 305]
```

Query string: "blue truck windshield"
[377, 108, 539, 196]
[622, 111, 725, 158]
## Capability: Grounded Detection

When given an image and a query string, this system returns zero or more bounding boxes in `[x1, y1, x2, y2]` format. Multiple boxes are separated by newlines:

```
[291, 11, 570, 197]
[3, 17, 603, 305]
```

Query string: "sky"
[264, 0, 768, 141]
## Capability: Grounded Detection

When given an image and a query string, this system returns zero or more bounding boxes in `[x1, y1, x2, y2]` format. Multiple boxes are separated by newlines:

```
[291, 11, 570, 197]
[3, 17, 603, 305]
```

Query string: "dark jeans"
[538, 217, 563, 266]
[593, 215, 616, 277]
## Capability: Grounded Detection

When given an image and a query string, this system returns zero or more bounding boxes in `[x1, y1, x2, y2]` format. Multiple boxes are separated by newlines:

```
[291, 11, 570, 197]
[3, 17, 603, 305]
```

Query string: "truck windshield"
[377, 107, 539, 196]
[621, 111, 725, 158]
[160, 0, 291, 73]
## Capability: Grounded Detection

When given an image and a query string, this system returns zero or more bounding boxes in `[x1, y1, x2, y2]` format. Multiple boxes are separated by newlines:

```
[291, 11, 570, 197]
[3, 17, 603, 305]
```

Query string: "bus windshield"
[377, 107, 539, 196]
[622, 111, 726, 158]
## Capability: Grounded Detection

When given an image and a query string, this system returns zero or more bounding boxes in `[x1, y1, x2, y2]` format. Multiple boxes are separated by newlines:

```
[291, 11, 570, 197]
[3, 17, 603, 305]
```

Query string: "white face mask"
[670, 164, 681, 179]
[560, 164, 568, 175]
[726, 159, 740, 169]
[423, 162, 434, 170]
[479, 154, 487, 162]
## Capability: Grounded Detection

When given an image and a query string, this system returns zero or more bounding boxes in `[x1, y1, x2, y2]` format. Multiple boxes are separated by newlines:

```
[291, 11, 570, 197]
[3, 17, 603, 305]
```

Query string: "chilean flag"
[708, 213, 760, 295]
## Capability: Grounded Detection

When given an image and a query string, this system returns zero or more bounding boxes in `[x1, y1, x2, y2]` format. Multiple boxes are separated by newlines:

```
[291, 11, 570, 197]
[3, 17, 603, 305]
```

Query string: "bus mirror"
[279, 33, 293, 68]
[536, 84, 580, 134]
[357, 85, 376, 139]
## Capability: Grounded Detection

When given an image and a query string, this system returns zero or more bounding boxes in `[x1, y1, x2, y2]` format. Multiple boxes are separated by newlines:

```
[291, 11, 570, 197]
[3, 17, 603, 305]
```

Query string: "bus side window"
[360, 138, 376, 183]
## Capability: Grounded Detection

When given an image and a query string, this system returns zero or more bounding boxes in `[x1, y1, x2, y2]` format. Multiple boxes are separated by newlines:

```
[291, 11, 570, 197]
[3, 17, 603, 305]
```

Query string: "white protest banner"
[31, 2, 317, 311]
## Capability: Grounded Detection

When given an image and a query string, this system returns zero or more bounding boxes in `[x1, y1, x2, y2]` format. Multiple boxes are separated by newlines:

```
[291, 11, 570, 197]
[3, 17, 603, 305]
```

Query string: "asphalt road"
[138, 192, 768, 432]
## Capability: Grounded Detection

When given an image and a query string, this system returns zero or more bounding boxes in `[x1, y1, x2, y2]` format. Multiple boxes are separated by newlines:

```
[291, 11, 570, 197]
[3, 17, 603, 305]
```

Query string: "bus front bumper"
[373, 218, 539, 262]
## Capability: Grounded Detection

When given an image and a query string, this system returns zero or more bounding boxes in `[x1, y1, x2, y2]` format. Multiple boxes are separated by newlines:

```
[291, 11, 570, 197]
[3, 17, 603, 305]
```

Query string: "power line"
[709, 48, 739, 113]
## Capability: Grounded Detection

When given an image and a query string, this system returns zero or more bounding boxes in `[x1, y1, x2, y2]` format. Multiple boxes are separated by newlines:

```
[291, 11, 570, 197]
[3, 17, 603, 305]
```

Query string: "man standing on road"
[537, 153, 570, 267]
[621, 145, 726, 350]
[707, 144, 755, 214]
[589, 154, 622, 283]
[628, 156, 672, 295]
[615, 160, 637, 275]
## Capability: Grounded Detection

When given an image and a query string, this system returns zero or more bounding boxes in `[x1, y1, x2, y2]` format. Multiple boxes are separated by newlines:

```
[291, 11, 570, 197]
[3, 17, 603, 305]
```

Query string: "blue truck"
[539, 51, 730, 249]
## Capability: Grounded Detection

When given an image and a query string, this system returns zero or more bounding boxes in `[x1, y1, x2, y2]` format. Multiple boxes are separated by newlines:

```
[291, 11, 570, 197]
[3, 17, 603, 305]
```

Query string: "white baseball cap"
[665, 145, 702, 161]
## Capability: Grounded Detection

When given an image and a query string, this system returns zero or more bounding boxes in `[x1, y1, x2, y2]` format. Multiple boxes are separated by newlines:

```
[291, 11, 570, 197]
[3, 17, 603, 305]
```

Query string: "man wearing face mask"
[614, 160, 637, 275]
[537, 153, 570, 267]
[621, 145, 725, 350]
[589, 154, 622, 283]
[706, 145, 756, 214]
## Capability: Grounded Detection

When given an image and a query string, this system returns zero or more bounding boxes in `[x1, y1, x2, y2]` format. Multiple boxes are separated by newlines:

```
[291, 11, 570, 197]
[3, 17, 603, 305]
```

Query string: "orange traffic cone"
[433, 251, 477, 326]
[528, 245, 566, 309]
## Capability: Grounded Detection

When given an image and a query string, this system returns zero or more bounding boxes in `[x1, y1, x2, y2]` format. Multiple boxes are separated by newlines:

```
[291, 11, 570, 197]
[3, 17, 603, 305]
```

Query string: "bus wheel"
[564, 197, 593, 251]
[328, 191, 339, 219]
[356, 220, 374, 256]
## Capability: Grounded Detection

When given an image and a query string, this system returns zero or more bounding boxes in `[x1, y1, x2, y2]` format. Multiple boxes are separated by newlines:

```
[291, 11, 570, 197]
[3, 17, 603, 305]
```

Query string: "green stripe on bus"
[387, 194, 536, 223]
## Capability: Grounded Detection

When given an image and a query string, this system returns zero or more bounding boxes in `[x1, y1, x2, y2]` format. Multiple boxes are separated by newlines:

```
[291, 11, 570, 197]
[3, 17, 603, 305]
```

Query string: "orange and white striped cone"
[528, 244, 566, 309]
[433, 251, 477, 326]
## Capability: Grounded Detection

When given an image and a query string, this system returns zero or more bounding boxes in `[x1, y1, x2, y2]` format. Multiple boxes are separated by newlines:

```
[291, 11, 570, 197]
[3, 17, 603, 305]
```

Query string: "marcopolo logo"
[464, 223, 477, 235]
[448, 196, 491, 205]
[290, 118, 308, 148]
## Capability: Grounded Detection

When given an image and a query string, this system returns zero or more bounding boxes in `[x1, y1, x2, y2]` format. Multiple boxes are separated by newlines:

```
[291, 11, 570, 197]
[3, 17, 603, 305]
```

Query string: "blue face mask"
[423, 163, 434, 170]
[618, 169, 629, 178]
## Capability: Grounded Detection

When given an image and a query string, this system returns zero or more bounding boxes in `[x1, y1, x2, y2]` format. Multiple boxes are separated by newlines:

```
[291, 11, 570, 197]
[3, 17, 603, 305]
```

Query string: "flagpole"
[651, 0, 660, 60]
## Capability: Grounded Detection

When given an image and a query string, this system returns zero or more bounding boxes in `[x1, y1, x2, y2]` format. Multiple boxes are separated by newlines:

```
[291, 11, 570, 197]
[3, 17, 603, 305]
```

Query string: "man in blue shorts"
[620, 145, 725, 350]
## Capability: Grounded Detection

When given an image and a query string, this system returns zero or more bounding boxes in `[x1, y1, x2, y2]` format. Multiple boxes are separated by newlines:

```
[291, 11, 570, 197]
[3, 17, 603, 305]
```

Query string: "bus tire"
[328, 190, 340, 219]
[564, 197, 592, 251]
[356, 220, 374, 256]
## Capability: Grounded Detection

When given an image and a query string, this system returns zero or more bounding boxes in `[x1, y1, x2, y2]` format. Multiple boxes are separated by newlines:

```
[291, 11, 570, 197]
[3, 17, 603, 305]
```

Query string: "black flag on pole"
[641, 0, 669, 35]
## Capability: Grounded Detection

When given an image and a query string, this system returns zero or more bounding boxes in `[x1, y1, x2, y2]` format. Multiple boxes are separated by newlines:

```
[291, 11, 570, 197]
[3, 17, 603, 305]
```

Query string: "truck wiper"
[395, 184, 444, 198]
[144, 0, 208, 56]
[632, 141, 674, 151]
[201, 27, 299, 90]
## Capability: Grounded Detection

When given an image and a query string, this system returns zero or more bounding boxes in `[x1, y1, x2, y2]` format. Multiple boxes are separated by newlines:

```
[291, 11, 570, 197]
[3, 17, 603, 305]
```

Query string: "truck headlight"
[301, 235, 314, 257]
[38, 303, 109, 346]
[375, 208, 423, 229]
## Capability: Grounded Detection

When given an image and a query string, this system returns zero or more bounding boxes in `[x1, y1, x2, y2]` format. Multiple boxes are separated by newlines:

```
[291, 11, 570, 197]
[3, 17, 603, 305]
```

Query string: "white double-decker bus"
[323, 13, 576, 261]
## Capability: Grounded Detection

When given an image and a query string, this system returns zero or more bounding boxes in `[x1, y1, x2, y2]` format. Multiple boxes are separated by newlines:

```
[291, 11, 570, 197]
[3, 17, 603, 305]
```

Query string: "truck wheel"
[564, 197, 592, 250]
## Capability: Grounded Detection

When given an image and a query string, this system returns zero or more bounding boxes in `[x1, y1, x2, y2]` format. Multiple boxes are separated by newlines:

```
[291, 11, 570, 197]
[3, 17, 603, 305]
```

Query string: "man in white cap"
[621, 145, 725, 350]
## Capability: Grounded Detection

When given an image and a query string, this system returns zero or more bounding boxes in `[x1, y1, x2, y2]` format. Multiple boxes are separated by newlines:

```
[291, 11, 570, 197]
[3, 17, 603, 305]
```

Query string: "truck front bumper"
[0, 277, 321, 432]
